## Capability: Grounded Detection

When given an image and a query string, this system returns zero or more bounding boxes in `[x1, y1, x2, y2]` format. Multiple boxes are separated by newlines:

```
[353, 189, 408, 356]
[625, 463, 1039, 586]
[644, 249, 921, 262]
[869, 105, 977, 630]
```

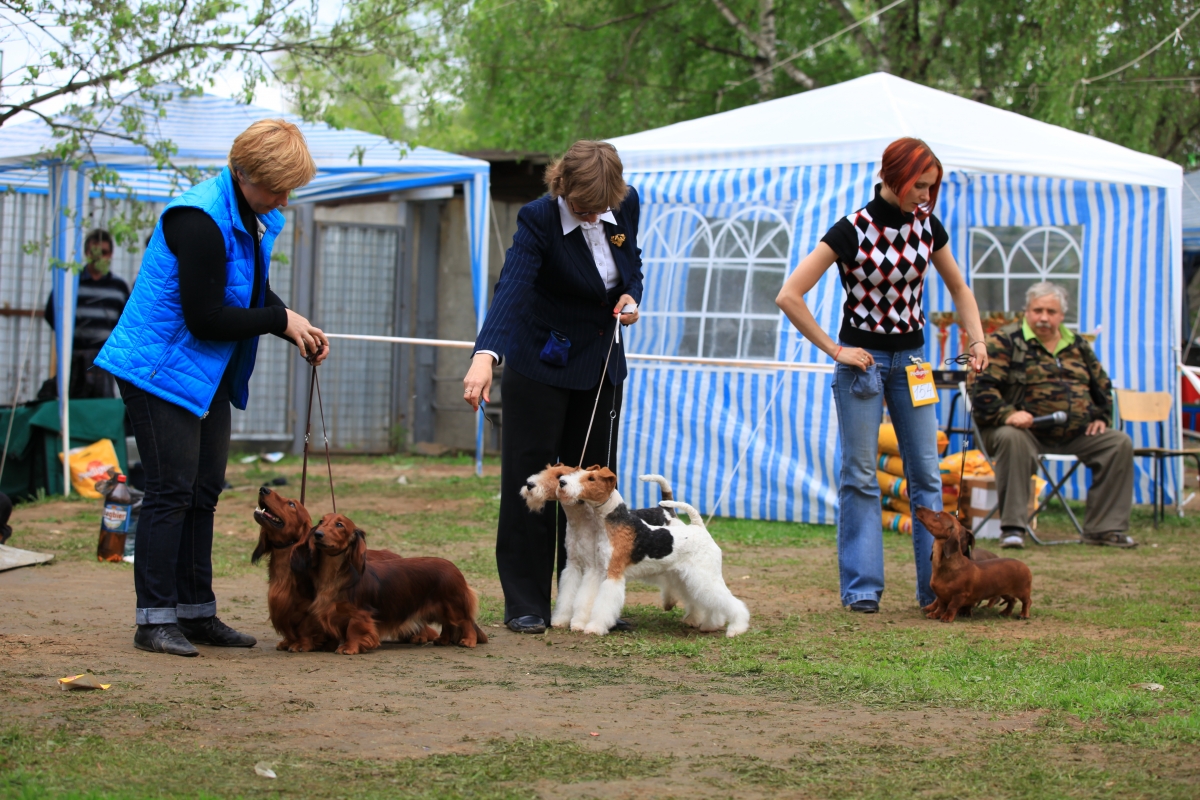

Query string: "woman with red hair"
[776, 137, 987, 615]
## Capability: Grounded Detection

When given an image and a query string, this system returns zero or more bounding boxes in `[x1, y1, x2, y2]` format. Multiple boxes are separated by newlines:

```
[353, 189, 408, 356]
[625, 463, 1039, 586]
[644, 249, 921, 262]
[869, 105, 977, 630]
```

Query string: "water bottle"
[98, 475, 132, 563]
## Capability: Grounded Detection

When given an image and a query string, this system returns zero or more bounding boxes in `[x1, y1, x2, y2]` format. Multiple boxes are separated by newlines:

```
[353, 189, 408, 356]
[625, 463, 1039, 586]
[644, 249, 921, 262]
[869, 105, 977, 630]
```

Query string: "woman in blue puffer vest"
[97, 119, 329, 657]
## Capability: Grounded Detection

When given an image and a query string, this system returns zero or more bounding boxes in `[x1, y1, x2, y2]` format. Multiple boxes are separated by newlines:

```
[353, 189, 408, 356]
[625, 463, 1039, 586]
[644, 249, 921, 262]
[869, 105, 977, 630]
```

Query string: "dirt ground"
[1, 457, 1195, 797]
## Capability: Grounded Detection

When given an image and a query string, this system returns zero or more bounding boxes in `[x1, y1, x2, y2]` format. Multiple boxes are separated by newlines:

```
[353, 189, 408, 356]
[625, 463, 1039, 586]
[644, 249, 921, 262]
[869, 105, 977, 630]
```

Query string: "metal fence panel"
[0, 193, 53, 405]
[313, 223, 399, 451]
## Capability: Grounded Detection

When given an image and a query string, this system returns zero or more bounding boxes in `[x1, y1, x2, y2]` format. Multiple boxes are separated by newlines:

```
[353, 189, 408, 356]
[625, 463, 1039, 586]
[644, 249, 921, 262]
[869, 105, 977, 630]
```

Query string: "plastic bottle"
[98, 475, 132, 563]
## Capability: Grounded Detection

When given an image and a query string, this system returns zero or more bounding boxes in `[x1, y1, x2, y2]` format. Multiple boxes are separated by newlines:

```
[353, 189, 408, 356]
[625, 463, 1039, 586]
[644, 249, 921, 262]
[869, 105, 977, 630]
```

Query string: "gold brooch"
[610, 233, 626, 247]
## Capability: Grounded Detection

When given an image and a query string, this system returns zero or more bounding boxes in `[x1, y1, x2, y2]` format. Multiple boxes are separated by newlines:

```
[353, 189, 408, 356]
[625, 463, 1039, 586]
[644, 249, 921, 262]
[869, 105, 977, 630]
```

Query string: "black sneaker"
[848, 600, 879, 613]
[134, 623, 199, 657]
[610, 618, 635, 632]
[505, 615, 547, 634]
[177, 616, 257, 647]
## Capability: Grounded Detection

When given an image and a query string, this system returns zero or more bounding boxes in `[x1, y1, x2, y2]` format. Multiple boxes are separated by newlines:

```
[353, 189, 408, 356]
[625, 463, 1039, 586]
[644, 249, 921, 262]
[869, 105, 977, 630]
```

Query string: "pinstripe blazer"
[475, 188, 643, 390]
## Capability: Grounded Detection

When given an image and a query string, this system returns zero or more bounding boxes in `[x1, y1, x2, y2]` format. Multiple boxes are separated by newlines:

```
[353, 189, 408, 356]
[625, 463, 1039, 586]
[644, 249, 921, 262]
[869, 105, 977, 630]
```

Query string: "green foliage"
[298, 0, 1200, 162]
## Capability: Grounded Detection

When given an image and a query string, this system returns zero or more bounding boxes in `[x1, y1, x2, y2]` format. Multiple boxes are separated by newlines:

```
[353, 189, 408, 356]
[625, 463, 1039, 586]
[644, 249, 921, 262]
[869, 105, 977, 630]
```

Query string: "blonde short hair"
[228, 119, 317, 193]
[544, 141, 628, 212]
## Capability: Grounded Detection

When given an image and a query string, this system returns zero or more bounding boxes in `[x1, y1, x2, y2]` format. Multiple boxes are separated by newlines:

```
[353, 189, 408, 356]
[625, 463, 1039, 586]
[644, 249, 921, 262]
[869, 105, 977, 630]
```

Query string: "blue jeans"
[118, 377, 230, 625]
[832, 346, 940, 608]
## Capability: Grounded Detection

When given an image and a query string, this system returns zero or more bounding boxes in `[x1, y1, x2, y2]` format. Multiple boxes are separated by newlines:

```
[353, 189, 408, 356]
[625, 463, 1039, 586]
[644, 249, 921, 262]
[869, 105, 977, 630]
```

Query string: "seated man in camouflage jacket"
[969, 281, 1136, 549]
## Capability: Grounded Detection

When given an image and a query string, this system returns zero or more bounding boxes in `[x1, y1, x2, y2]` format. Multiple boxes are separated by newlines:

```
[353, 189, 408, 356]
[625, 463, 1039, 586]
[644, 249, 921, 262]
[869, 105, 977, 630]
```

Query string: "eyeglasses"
[568, 200, 607, 218]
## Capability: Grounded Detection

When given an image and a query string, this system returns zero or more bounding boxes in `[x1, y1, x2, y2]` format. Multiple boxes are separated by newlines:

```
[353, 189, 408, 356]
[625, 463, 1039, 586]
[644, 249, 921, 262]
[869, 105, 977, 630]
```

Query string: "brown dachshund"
[915, 507, 1032, 622]
[921, 515, 999, 619]
[299, 513, 487, 654]
[252, 487, 329, 652]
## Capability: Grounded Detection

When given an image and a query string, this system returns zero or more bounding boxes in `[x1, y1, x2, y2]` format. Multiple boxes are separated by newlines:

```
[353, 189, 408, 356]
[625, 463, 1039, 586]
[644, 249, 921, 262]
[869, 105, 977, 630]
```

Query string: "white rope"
[323, 332, 835, 372]
[1081, 9, 1200, 86]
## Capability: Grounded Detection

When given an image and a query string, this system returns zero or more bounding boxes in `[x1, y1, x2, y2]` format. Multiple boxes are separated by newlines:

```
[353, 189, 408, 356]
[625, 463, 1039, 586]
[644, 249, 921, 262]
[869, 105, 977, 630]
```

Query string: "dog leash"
[577, 320, 621, 468]
[299, 357, 337, 514]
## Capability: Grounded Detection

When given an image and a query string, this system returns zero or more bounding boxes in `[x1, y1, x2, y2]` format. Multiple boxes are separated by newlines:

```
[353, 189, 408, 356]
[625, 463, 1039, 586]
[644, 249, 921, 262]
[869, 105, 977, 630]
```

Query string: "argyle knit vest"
[837, 206, 935, 337]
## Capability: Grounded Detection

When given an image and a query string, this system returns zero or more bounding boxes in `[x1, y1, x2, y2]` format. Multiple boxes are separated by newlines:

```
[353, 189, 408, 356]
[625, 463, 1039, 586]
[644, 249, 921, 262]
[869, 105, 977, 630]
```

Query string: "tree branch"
[823, 0, 883, 66]
[564, 2, 676, 32]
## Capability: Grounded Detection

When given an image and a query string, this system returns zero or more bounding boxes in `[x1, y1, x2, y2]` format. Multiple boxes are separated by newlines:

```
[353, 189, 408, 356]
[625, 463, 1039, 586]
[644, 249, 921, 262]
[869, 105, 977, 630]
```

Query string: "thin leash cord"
[0, 264, 51, 483]
[299, 361, 337, 514]
[577, 320, 620, 468]
[299, 366, 316, 506]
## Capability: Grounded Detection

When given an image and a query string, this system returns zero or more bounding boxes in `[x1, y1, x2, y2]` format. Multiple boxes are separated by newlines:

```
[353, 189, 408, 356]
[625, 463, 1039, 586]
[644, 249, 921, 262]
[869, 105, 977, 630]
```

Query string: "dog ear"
[290, 533, 315, 576]
[597, 467, 617, 488]
[349, 529, 368, 579]
[251, 529, 269, 565]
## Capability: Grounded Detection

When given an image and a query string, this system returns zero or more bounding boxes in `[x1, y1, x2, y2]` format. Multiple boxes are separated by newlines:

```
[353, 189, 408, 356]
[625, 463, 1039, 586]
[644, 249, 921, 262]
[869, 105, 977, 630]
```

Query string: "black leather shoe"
[506, 615, 547, 634]
[178, 616, 257, 647]
[610, 618, 634, 632]
[848, 600, 879, 613]
[134, 624, 199, 657]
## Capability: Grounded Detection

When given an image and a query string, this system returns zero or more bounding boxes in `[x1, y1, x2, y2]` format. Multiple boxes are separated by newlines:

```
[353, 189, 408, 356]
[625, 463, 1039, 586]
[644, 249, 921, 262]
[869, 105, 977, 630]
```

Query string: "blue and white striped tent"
[0, 86, 491, 491]
[610, 72, 1184, 522]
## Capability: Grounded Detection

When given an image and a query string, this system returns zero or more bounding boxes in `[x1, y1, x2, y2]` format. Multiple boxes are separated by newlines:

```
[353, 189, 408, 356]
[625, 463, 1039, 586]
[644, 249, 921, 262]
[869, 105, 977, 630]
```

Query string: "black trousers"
[496, 366, 623, 622]
[118, 378, 230, 625]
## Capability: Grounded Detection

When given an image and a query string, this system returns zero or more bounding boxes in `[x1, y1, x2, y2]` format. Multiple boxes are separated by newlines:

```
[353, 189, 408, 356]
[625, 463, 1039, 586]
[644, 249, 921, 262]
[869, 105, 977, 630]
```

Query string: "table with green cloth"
[0, 398, 129, 499]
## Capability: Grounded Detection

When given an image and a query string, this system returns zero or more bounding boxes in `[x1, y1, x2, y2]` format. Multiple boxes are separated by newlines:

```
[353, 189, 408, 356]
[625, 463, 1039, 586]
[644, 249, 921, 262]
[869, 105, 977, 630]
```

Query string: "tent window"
[969, 226, 1083, 326]
[676, 216, 790, 360]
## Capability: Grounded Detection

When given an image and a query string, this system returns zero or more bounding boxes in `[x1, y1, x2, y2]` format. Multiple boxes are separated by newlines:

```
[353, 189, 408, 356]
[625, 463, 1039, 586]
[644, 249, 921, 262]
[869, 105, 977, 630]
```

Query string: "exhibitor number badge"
[905, 362, 938, 407]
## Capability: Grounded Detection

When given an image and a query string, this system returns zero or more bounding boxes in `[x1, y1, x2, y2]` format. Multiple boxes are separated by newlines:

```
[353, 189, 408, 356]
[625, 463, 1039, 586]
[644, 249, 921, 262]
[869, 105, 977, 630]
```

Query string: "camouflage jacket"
[968, 321, 1112, 445]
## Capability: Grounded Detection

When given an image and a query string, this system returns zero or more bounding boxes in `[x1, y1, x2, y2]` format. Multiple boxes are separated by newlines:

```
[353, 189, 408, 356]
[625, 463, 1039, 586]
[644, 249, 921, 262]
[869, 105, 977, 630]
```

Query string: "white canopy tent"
[609, 72, 1184, 521]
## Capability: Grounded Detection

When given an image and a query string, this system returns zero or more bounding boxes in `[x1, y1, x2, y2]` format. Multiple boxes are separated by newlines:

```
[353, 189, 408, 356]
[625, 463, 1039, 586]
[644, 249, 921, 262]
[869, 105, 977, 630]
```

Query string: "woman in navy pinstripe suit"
[463, 141, 643, 633]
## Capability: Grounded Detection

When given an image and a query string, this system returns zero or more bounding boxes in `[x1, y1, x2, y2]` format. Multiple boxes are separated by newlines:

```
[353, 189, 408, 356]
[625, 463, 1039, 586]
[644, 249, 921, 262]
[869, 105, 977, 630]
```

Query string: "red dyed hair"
[879, 138, 943, 220]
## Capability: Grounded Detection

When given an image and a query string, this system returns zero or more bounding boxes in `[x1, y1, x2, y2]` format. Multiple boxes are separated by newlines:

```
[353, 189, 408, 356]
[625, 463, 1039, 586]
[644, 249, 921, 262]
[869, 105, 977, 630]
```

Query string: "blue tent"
[0, 86, 492, 492]
[610, 73, 1183, 522]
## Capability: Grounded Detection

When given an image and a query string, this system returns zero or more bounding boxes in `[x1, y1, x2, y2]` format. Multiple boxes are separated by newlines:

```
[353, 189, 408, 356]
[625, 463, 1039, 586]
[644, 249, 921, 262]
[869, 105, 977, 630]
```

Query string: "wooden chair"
[1115, 389, 1200, 525]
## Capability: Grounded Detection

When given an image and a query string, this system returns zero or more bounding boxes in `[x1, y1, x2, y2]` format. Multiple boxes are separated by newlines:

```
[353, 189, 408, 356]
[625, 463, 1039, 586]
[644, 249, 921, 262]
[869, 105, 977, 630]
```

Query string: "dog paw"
[582, 623, 608, 635]
[276, 640, 292, 651]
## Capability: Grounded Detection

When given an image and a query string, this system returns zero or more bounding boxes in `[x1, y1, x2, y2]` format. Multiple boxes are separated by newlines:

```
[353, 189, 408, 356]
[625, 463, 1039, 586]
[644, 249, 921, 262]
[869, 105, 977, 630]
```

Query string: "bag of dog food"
[877, 454, 905, 477]
[878, 424, 950, 457]
[882, 510, 912, 534]
[59, 439, 122, 499]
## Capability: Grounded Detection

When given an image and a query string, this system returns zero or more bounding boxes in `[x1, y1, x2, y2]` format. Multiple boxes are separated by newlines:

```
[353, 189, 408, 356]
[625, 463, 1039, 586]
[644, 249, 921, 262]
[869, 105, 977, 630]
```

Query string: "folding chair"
[960, 382, 1081, 545]
[1115, 389, 1200, 526]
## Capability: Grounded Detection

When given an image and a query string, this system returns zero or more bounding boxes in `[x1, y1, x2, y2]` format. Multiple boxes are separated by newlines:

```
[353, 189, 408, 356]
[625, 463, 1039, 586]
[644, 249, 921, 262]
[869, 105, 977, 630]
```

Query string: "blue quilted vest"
[96, 168, 285, 417]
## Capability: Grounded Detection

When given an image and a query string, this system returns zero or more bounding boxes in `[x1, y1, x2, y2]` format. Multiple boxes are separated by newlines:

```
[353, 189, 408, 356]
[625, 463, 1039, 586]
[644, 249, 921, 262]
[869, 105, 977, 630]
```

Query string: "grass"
[4, 455, 1198, 798]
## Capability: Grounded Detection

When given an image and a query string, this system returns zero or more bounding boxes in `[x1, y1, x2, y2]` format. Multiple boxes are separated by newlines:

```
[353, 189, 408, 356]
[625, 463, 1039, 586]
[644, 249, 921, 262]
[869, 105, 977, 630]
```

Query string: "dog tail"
[639, 474, 674, 509]
[658, 500, 704, 529]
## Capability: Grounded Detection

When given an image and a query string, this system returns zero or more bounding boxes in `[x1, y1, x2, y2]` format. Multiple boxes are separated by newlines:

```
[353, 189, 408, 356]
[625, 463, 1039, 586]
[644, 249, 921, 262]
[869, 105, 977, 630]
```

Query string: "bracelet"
[835, 346, 843, 361]
[969, 340, 985, 349]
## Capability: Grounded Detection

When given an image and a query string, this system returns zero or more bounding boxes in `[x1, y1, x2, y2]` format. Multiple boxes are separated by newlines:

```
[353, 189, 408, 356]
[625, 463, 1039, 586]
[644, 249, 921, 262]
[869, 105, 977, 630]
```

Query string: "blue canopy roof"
[0, 85, 489, 202]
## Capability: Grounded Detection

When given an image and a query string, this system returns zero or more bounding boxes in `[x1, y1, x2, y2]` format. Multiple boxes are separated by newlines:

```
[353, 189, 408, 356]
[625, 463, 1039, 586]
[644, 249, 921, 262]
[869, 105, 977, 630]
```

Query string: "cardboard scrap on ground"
[0, 544, 54, 572]
[58, 673, 110, 691]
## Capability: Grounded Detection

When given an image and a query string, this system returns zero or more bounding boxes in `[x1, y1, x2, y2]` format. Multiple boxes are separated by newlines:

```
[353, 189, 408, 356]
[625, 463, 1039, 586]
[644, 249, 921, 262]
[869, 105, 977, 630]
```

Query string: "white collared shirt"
[557, 195, 620, 291]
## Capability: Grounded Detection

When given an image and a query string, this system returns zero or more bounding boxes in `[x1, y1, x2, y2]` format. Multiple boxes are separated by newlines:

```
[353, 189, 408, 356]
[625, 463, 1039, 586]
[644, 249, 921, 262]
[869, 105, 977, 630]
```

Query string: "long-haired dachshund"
[298, 513, 488, 654]
[252, 486, 328, 652]
[915, 507, 1032, 622]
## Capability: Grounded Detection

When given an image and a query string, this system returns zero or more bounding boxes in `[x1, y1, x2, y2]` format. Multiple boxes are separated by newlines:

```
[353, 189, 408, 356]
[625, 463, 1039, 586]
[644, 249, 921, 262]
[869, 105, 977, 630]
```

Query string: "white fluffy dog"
[519, 465, 674, 631]
[557, 466, 750, 637]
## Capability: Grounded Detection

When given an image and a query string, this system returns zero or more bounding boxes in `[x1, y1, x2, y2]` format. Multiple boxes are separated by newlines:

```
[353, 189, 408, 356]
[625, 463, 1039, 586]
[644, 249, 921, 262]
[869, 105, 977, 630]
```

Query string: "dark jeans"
[496, 366, 623, 623]
[118, 378, 230, 625]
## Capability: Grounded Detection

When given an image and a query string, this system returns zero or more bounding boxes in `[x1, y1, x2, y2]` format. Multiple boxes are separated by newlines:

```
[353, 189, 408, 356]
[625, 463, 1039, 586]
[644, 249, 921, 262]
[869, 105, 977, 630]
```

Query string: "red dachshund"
[300, 513, 487, 654]
[915, 507, 1032, 622]
[252, 487, 330, 652]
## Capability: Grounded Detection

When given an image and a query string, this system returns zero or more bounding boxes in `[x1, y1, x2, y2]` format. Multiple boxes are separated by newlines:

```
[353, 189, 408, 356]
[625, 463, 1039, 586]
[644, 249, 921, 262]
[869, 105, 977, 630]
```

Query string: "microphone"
[1030, 410, 1068, 426]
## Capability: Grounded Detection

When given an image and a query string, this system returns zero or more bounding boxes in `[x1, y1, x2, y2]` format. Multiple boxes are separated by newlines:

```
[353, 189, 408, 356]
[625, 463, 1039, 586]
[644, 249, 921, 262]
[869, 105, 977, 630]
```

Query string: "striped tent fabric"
[618, 161, 1177, 521]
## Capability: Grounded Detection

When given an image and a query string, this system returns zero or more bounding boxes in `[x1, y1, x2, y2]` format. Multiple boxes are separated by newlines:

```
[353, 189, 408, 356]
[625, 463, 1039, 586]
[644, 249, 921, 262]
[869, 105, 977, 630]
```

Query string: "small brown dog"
[916, 507, 1032, 622]
[252, 487, 328, 652]
[299, 513, 487, 654]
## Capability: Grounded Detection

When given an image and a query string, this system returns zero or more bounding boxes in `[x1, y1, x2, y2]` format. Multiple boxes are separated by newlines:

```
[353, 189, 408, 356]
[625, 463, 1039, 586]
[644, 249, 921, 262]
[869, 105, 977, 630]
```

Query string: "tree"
[300, 0, 1199, 163]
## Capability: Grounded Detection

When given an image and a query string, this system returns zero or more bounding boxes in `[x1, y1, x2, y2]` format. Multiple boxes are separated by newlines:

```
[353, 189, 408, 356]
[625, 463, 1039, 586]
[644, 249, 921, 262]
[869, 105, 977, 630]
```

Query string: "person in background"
[96, 119, 329, 657]
[43, 229, 129, 398]
[776, 137, 988, 614]
[969, 281, 1135, 549]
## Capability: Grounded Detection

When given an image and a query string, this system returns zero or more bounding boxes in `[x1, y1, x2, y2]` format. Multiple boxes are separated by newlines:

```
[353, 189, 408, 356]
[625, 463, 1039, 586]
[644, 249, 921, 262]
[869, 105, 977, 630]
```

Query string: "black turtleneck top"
[821, 184, 948, 352]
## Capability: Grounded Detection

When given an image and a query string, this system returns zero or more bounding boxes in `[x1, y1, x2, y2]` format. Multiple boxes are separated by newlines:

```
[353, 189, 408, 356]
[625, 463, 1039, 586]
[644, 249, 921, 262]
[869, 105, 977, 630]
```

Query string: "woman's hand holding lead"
[285, 309, 330, 365]
[613, 294, 640, 325]
[968, 340, 989, 373]
[834, 346, 875, 370]
[463, 352, 494, 412]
